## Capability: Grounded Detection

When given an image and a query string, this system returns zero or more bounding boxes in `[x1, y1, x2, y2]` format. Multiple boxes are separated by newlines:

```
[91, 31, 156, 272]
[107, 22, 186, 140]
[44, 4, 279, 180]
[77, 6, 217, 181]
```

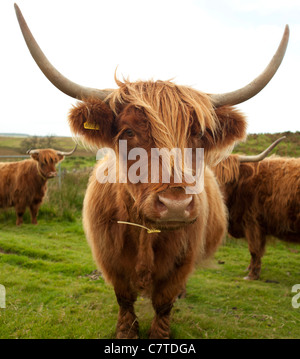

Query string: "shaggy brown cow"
[214, 138, 300, 280]
[0, 146, 76, 225]
[14, 4, 289, 338]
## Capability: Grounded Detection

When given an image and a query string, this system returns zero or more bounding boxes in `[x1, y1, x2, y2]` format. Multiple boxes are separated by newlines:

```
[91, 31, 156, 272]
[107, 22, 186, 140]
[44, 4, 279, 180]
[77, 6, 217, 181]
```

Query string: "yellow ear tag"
[84, 122, 100, 130]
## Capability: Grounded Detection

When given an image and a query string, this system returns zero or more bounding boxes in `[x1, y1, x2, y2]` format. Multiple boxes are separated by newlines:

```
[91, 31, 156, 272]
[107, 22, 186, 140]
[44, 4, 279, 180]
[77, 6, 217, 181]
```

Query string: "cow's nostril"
[158, 195, 193, 212]
[156, 198, 168, 213]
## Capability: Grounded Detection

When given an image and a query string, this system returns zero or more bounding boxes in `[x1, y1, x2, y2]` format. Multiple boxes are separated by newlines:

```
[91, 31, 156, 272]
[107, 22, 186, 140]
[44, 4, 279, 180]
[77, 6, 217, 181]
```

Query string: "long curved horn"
[56, 145, 78, 157]
[26, 148, 39, 155]
[14, 4, 112, 101]
[210, 26, 289, 107]
[238, 136, 286, 163]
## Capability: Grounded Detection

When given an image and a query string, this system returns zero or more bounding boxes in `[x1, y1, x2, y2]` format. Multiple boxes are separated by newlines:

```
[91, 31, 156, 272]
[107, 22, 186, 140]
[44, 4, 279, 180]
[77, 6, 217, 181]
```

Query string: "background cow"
[0, 146, 76, 225]
[14, 4, 289, 339]
[214, 138, 300, 280]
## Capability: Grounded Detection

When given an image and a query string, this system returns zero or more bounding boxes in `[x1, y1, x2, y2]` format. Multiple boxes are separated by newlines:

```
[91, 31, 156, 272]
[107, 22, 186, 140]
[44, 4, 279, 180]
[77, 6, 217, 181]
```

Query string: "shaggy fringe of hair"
[32, 149, 62, 164]
[107, 76, 218, 152]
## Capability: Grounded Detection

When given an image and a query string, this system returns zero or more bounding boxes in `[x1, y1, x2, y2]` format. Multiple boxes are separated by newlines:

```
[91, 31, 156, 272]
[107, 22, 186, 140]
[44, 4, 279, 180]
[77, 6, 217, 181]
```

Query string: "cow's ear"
[30, 153, 39, 161]
[202, 106, 247, 164]
[68, 99, 115, 147]
[56, 154, 64, 162]
[214, 106, 247, 149]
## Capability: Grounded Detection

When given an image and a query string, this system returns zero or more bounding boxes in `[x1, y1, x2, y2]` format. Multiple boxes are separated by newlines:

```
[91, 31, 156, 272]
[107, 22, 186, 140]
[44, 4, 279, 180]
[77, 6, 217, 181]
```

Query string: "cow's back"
[227, 156, 300, 241]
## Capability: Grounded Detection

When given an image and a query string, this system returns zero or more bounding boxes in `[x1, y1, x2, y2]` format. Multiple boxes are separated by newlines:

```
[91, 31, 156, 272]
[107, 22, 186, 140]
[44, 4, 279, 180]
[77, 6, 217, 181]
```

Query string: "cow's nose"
[157, 195, 193, 221]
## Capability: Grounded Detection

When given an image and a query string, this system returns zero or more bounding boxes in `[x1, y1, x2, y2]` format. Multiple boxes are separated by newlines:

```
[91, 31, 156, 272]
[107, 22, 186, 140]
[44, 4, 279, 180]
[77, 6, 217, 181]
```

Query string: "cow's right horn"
[238, 136, 286, 163]
[14, 4, 112, 101]
[210, 25, 289, 107]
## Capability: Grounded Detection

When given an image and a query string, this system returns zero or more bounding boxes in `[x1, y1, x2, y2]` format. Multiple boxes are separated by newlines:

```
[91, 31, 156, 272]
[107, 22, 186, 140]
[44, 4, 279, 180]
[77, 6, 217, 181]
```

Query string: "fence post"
[0, 285, 5, 309]
[58, 162, 62, 190]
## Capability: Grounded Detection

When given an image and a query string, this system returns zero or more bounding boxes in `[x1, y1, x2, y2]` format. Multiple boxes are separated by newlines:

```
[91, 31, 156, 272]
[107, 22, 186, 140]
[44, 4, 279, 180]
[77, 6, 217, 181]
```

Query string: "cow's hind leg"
[114, 279, 139, 339]
[244, 224, 266, 280]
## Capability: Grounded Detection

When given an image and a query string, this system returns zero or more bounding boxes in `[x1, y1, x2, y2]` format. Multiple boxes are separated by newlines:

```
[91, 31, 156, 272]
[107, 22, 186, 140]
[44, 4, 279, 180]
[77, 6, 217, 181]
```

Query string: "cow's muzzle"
[156, 195, 194, 222]
[149, 187, 198, 225]
[47, 172, 57, 179]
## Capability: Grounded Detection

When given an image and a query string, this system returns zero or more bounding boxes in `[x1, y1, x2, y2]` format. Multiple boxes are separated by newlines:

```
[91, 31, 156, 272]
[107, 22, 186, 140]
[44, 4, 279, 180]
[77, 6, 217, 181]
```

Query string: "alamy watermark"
[96, 140, 205, 194]
[292, 284, 300, 309]
[0, 284, 5, 309]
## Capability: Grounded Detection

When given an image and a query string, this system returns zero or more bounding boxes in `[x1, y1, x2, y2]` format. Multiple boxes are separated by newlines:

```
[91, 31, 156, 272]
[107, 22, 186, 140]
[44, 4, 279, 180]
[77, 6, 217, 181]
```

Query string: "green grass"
[0, 220, 299, 339]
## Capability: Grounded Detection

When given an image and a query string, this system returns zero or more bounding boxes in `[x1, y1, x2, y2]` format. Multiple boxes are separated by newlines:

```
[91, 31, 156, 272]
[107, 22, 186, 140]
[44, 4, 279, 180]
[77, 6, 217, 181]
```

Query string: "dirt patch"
[78, 269, 102, 281]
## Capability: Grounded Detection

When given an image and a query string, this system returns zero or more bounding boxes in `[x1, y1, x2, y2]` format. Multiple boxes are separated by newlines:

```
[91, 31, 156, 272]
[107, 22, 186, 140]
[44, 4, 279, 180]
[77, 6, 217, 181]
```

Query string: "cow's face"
[69, 81, 247, 228]
[30, 149, 64, 179]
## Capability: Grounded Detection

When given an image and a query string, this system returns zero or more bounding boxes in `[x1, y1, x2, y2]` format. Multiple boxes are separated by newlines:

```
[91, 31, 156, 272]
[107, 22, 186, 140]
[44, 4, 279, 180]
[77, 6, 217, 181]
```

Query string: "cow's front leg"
[15, 204, 26, 226]
[30, 201, 41, 225]
[150, 280, 184, 339]
[114, 279, 139, 339]
[149, 300, 174, 339]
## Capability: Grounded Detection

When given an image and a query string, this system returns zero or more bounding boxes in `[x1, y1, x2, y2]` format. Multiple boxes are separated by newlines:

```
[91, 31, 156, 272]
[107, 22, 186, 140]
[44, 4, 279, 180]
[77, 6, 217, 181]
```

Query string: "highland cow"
[0, 147, 76, 225]
[214, 138, 300, 280]
[14, 4, 289, 338]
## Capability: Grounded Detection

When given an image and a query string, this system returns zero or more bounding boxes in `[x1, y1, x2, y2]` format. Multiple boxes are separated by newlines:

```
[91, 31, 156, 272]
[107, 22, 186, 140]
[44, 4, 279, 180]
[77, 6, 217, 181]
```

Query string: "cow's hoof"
[116, 331, 139, 339]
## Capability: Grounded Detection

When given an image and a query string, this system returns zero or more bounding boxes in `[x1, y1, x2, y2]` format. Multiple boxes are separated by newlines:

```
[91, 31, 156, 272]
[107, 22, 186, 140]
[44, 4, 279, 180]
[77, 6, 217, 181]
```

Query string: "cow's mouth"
[146, 218, 197, 231]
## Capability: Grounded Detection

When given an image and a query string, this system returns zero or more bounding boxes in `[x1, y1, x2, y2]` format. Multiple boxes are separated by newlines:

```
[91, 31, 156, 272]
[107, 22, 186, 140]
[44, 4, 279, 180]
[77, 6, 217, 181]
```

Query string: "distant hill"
[233, 131, 300, 158]
[0, 135, 94, 157]
[0, 132, 299, 158]
[0, 133, 29, 137]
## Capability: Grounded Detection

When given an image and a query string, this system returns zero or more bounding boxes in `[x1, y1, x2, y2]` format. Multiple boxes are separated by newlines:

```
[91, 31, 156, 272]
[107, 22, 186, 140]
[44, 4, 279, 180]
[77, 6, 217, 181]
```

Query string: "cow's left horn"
[14, 4, 112, 101]
[56, 145, 78, 157]
[238, 136, 286, 163]
[210, 25, 289, 107]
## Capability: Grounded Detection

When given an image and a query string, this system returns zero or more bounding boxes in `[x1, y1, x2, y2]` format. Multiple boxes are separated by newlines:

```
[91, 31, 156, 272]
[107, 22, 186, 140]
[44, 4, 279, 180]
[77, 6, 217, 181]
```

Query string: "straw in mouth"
[117, 221, 161, 234]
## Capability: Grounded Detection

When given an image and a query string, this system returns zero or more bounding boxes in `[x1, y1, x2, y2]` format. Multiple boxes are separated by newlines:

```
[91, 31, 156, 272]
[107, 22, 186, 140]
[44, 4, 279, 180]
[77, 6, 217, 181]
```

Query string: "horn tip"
[14, 3, 20, 15]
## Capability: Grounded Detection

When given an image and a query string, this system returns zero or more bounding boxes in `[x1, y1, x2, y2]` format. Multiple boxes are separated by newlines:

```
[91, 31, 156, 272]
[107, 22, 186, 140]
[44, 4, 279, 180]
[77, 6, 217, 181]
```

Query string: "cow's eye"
[124, 129, 135, 138]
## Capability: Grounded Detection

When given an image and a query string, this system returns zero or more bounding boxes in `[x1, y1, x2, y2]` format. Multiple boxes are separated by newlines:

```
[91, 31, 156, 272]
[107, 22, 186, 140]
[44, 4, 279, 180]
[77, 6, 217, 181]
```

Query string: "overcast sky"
[0, 0, 299, 137]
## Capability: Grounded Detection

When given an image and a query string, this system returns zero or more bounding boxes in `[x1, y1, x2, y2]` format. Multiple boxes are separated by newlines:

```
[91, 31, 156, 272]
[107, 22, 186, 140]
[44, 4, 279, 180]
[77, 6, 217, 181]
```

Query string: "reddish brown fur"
[0, 149, 64, 225]
[214, 154, 300, 280]
[68, 80, 247, 339]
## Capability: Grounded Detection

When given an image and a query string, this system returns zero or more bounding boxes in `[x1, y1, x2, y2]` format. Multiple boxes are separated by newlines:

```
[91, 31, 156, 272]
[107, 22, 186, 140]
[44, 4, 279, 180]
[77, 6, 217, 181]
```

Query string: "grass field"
[0, 133, 299, 339]
[0, 218, 299, 339]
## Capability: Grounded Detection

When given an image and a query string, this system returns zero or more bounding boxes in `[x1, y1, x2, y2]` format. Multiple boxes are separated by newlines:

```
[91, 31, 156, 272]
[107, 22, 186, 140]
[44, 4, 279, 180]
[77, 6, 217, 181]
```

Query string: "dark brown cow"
[214, 138, 300, 280]
[14, 4, 289, 338]
[0, 146, 76, 225]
